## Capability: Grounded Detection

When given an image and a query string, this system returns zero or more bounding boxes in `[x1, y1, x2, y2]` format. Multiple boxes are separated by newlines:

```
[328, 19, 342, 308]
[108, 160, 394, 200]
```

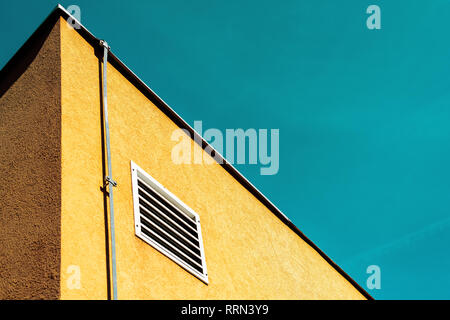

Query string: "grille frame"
[130, 161, 208, 284]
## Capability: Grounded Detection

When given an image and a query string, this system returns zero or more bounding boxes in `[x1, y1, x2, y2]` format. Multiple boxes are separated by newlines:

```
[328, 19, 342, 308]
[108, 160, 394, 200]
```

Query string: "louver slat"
[140, 219, 204, 273]
[139, 205, 200, 253]
[138, 180, 197, 229]
[131, 161, 208, 283]
[138, 193, 200, 246]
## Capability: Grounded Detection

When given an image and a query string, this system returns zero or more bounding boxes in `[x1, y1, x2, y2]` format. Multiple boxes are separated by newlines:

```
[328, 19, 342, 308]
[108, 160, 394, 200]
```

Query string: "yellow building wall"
[60, 18, 108, 299]
[59, 17, 365, 300]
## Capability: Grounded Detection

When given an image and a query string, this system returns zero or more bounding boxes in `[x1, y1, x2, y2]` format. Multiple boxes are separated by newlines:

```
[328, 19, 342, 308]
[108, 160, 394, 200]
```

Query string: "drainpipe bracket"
[105, 176, 117, 187]
[100, 40, 110, 50]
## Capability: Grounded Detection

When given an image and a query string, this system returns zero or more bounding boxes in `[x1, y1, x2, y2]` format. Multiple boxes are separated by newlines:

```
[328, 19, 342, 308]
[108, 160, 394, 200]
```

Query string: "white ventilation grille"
[130, 161, 208, 283]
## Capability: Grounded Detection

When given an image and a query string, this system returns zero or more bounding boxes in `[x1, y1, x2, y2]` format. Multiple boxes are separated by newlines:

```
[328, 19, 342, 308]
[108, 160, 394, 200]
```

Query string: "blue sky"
[1, 1, 449, 299]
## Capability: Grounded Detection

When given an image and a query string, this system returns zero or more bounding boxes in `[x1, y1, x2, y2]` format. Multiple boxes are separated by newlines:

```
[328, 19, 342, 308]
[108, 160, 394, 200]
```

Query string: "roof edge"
[1, 4, 373, 300]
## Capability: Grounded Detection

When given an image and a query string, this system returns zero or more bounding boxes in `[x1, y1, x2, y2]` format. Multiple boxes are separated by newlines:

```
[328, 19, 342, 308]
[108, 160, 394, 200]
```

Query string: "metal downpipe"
[100, 40, 118, 300]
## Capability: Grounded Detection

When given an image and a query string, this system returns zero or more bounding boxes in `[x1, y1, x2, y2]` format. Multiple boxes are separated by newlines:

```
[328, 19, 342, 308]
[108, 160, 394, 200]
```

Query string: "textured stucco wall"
[59, 18, 108, 300]
[0, 21, 61, 299]
[60, 19, 365, 299]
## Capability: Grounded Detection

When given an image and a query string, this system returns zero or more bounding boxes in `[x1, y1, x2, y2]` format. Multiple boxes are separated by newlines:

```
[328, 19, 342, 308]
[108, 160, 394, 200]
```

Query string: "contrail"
[343, 215, 450, 266]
